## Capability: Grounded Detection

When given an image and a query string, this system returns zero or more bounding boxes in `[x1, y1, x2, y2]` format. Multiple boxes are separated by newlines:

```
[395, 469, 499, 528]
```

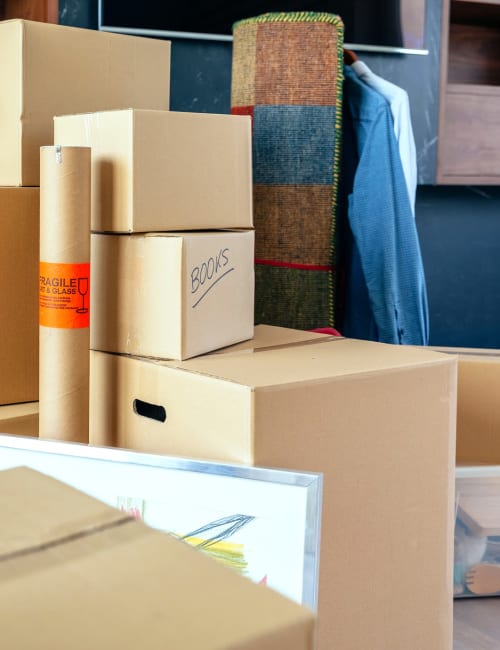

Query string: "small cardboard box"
[0, 402, 38, 436]
[91, 230, 255, 360]
[0, 466, 316, 650]
[0, 19, 170, 187]
[0, 188, 38, 405]
[90, 326, 457, 650]
[54, 109, 253, 233]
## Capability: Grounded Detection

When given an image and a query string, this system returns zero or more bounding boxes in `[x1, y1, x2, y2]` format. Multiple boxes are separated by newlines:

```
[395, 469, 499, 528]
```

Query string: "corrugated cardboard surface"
[431, 347, 500, 464]
[456, 355, 500, 464]
[90, 327, 457, 650]
[0, 188, 39, 405]
[0, 467, 315, 650]
[91, 230, 255, 360]
[0, 20, 170, 186]
[0, 402, 38, 436]
[54, 109, 253, 232]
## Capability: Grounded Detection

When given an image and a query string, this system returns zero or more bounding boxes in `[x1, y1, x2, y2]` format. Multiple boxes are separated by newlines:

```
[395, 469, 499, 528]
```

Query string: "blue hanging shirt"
[339, 66, 429, 345]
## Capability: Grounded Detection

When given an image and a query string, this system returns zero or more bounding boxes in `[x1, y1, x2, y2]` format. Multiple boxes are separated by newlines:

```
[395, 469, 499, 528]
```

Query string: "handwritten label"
[190, 247, 234, 308]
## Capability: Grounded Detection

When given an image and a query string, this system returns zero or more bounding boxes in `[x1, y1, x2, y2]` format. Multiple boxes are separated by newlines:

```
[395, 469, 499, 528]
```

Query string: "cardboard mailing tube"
[39, 146, 91, 442]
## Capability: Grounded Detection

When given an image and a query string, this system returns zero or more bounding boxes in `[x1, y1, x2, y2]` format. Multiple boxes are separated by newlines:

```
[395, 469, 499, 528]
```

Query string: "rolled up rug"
[231, 11, 344, 330]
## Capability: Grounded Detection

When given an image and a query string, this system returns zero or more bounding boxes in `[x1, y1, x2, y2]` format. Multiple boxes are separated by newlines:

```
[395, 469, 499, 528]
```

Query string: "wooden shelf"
[453, 0, 500, 6]
[2, 0, 58, 23]
[447, 83, 500, 95]
[437, 0, 500, 183]
[439, 87, 500, 183]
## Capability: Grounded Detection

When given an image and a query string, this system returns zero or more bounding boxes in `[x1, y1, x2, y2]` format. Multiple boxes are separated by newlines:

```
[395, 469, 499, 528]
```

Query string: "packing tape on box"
[209, 334, 345, 357]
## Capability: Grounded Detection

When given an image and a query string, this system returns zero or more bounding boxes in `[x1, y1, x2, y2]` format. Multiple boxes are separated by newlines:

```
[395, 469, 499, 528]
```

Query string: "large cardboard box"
[91, 230, 255, 360]
[428, 348, 500, 598]
[0, 466, 315, 649]
[90, 326, 457, 650]
[0, 19, 170, 186]
[54, 109, 253, 232]
[0, 188, 38, 405]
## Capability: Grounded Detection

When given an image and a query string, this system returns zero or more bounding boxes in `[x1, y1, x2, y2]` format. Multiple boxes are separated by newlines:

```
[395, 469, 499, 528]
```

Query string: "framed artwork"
[0, 434, 322, 611]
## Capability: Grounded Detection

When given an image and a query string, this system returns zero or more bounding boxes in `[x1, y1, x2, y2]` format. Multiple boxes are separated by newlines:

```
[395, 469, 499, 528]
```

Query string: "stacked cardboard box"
[52, 86, 457, 650]
[89, 325, 458, 650]
[55, 108, 255, 361]
[0, 18, 171, 405]
[0, 17, 459, 650]
[0, 333, 458, 649]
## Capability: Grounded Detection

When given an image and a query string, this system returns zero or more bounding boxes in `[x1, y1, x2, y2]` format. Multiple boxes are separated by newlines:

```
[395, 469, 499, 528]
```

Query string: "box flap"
[0, 413, 38, 436]
[0, 403, 38, 420]
[159, 337, 456, 389]
[143, 230, 251, 239]
[0, 401, 39, 438]
[0, 467, 127, 556]
[0, 467, 315, 650]
[211, 324, 330, 355]
[438, 350, 500, 464]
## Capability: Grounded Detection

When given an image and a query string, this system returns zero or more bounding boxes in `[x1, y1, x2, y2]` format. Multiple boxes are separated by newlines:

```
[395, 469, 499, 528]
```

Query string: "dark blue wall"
[417, 186, 500, 348]
[169, 40, 232, 115]
[59, 0, 97, 28]
[60, 0, 500, 349]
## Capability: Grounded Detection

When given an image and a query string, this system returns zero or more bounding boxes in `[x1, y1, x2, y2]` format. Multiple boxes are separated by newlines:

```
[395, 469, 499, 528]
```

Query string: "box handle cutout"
[133, 399, 166, 423]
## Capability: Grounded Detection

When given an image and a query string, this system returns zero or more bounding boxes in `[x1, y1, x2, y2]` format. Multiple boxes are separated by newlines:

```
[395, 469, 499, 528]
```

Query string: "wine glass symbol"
[76, 277, 89, 314]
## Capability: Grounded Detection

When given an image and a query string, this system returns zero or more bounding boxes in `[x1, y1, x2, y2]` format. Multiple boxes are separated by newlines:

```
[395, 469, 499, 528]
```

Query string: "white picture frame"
[0, 434, 322, 611]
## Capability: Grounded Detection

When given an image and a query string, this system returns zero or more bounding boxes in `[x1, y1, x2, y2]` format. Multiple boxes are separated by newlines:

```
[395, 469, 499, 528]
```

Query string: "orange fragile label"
[39, 262, 90, 329]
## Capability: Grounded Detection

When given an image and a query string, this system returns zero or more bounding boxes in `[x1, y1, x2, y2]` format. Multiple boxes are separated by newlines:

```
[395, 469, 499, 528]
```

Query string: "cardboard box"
[429, 347, 500, 464]
[90, 326, 457, 650]
[0, 188, 38, 405]
[0, 466, 315, 649]
[91, 230, 255, 360]
[0, 19, 170, 186]
[0, 402, 38, 436]
[54, 109, 253, 232]
[454, 350, 500, 464]
[429, 348, 500, 599]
